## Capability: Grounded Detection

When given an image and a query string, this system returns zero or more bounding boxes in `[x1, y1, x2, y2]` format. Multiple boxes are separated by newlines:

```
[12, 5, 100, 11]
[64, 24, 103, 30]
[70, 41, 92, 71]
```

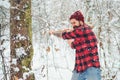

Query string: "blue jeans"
[71, 67, 101, 80]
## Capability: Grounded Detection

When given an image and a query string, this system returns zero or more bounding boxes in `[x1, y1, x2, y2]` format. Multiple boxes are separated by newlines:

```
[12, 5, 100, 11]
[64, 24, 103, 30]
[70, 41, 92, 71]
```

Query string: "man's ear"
[79, 21, 84, 26]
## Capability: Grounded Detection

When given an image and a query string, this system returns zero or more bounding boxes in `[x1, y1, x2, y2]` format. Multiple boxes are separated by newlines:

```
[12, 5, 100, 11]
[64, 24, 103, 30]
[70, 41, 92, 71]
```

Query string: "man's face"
[70, 19, 80, 28]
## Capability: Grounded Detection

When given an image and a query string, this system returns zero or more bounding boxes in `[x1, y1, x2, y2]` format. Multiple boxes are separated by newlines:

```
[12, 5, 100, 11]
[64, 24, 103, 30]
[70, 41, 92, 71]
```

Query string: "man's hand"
[67, 39, 74, 47]
[49, 30, 55, 35]
[49, 30, 62, 38]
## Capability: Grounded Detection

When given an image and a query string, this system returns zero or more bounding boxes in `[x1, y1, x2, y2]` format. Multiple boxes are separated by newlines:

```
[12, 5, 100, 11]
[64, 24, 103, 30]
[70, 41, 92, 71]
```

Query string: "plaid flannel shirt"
[62, 24, 100, 73]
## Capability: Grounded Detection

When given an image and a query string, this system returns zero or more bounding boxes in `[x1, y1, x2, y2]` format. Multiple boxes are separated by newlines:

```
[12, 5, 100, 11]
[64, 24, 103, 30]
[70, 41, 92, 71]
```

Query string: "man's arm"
[53, 31, 75, 49]
[49, 28, 73, 38]
[52, 30, 63, 38]
[50, 29, 76, 39]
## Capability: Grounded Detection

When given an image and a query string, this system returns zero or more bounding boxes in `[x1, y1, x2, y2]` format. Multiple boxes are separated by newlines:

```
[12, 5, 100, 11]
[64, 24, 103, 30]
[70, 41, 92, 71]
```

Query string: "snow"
[15, 33, 27, 40]
[16, 16, 20, 20]
[11, 58, 17, 65]
[0, 0, 120, 80]
[0, 2, 10, 79]
[31, 0, 120, 80]
[0, 0, 10, 8]
[22, 66, 30, 71]
[0, 29, 10, 80]
[23, 72, 30, 80]
[13, 67, 20, 72]
[15, 47, 27, 58]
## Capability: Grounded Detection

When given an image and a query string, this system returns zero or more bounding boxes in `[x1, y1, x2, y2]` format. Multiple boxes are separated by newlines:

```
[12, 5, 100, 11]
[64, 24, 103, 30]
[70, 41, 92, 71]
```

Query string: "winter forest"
[0, 0, 120, 80]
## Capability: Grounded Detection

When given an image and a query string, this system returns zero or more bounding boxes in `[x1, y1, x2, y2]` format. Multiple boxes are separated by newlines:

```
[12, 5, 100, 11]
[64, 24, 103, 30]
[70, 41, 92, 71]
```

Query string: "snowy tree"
[0, 6, 10, 80]
[10, 0, 34, 80]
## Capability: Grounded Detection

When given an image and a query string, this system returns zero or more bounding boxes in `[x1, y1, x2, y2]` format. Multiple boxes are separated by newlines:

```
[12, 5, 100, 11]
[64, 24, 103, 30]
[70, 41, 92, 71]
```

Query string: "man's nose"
[72, 24, 76, 27]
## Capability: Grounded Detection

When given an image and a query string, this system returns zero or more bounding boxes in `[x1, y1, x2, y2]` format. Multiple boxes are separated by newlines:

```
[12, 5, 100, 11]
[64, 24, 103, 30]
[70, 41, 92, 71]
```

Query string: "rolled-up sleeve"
[62, 28, 84, 39]
[62, 30, 76, 39]
[62, 28, 84, 49]
[71, 41, 76, 49]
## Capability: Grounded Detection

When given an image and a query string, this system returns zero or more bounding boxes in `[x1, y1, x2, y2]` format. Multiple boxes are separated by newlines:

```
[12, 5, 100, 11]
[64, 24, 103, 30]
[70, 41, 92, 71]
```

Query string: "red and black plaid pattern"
[62, 24, 100, 73]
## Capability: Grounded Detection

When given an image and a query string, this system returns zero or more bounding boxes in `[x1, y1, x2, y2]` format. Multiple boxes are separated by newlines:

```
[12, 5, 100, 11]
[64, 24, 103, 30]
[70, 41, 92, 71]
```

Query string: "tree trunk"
[10, 0, 34, 80]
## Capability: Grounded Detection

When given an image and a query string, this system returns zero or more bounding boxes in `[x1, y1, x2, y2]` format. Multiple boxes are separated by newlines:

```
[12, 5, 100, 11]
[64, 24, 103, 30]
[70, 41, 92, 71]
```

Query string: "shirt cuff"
[71, 42, 75, 49]
[62, 32, 66, 39]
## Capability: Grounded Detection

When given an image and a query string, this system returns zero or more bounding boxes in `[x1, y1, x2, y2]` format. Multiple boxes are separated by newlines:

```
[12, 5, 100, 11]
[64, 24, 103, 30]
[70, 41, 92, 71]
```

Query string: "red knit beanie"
[69, 11, 84, 23]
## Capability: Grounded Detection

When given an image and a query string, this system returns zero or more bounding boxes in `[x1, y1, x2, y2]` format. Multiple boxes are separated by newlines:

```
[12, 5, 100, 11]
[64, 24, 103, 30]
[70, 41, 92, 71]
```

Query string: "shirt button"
[88, 47, 91, 51]
[82, 55, 85, 58]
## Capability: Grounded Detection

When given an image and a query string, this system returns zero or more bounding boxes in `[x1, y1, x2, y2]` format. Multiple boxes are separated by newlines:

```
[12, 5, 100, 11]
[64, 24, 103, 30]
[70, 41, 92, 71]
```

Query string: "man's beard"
[73, 26, 80, 29]
[73, 24, 81, 29]
[73, 22, 81, 28]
